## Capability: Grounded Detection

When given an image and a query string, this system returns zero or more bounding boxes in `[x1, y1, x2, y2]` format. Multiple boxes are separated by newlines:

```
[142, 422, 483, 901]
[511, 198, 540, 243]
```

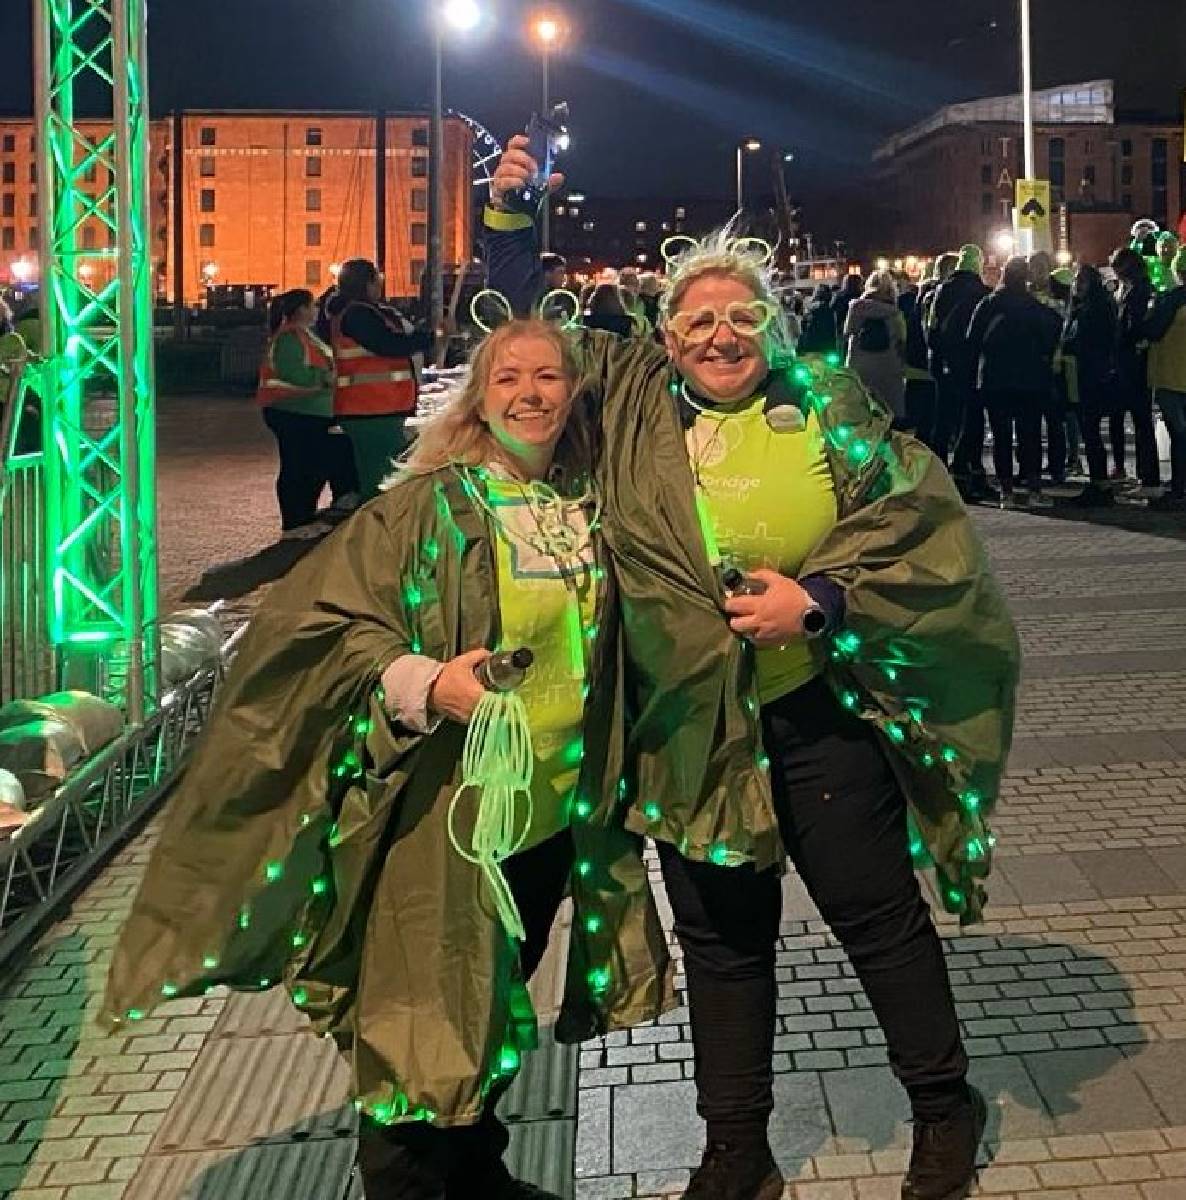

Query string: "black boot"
[474, 1162, 563, 1200]
[901, 1085, 986, 1200]
[681, 1140, 784, 1200]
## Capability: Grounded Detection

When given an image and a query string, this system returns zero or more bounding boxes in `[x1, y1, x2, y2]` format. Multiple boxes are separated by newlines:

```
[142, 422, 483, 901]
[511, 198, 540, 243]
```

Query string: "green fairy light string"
[446, 690, 535, 941]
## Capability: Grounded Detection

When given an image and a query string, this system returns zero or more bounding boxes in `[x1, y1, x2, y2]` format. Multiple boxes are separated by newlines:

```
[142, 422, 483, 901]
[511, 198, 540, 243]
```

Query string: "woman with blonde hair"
[103, 316, 671, 1200]
[485, 135, 1019, 1200]
[843, 268, 908, 421]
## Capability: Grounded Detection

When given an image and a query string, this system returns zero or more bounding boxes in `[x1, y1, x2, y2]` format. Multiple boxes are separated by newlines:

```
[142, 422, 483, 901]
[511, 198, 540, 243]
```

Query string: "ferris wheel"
[454, 112, 502, 197]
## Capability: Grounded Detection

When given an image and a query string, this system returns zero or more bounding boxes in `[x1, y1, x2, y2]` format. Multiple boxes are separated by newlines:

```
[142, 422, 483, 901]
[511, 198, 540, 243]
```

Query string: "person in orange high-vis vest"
[326, 258, 435, 498]
[258, 289, 359, 539]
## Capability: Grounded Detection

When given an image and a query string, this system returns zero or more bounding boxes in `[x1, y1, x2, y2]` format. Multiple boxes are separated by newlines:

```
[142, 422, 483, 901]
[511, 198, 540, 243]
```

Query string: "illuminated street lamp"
[10, 258, 34, 284]
[201, 261, 219, 288]
[993, 230, 1016, 256]
[736, 138, 761, 212]
[429, 1, 486, 339]
[528, 11, 568, 253]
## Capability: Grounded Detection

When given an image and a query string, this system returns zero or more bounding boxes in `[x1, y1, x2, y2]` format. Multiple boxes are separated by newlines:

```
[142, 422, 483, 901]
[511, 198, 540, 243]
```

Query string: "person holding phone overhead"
[485, 133, 1020, 1200]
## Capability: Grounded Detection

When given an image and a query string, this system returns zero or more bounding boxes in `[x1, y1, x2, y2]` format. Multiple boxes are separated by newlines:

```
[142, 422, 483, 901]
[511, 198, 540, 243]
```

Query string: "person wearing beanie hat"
[929, 244, 992, 497]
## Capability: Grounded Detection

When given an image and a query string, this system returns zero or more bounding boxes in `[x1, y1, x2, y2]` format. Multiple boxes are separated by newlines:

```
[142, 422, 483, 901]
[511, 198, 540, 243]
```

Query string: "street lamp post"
[1018, 0, 1035, 253]
[531, 15, 562, 252]
[736, 138, 761, 213]
[428, 1, 481, 338]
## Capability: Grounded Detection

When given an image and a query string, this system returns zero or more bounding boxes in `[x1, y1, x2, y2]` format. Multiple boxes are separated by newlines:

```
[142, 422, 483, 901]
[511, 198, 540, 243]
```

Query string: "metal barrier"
[0, 622, 245, 972]
[0, 354, 55, 706]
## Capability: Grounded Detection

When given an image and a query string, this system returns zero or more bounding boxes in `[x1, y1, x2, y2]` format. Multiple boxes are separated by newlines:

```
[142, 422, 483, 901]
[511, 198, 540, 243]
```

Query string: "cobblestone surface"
[1, 400, 1185, 1199]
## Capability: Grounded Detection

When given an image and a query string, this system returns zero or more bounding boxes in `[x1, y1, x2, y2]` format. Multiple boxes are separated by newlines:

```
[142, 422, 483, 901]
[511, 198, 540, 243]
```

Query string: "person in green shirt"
[257, 289, 360, 539]
[486, 135, 1019, 1200]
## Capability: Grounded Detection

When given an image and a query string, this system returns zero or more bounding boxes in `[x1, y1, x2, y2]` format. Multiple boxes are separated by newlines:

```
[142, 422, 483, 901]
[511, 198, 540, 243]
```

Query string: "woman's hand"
[724, 569, 816, 648]
[490, 134, 566, 210]
[427, 648, 493, 724]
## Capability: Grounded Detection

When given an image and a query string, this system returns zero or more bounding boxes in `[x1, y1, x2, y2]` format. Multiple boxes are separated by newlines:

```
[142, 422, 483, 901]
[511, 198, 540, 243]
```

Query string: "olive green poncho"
[102, 468, 673, 1126]
[568, 334, 1020, 924]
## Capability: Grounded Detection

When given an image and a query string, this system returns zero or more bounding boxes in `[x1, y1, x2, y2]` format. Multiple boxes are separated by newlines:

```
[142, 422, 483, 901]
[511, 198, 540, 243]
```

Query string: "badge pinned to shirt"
[765, 404, 806, 434]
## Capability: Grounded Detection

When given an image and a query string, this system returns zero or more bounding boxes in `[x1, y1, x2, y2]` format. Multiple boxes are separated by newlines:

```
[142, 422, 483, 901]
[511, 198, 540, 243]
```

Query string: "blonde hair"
[863, 270, 898, 304]
[393, 319, 589, 483]
[659, 225, 793, 361]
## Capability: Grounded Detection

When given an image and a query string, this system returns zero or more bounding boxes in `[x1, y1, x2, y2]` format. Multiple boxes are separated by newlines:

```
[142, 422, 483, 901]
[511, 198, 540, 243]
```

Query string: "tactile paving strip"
[126, 1137, 355, 1200]
[150, 1031, 356, 1151]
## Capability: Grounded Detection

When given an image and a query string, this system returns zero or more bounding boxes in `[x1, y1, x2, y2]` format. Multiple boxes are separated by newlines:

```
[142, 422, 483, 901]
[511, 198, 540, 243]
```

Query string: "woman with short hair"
[486, 135, 1019, 1200]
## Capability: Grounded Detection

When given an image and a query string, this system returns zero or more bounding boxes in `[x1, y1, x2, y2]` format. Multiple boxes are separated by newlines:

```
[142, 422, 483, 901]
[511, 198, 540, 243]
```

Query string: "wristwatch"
[802, 604, 827, 638]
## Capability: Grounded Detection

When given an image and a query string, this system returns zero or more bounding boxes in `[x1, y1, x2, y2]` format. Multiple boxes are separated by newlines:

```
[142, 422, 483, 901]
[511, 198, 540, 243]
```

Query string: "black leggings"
[659, 677, 966, 1143]
[261, 407, 358, 529]
[1108, 377, 1161, 485]
[356, 830, 573, 1198]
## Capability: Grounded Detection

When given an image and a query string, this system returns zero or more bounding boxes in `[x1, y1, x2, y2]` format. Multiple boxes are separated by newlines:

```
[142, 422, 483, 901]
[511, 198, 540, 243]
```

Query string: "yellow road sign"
[1015, 179, 1052, 231]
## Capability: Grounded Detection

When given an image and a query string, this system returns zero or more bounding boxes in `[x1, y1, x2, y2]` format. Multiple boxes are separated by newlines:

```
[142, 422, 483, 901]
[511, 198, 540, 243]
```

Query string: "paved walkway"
[2, 398, 1185, 1200]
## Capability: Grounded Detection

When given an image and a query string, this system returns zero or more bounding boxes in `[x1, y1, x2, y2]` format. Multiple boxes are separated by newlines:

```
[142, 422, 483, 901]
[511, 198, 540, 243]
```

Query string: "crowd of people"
[789, 227, 1185, 512]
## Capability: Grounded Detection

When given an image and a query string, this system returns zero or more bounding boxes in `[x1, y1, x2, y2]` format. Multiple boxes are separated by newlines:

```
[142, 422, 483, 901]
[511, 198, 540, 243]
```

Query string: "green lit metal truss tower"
[32, 0, 159, 720]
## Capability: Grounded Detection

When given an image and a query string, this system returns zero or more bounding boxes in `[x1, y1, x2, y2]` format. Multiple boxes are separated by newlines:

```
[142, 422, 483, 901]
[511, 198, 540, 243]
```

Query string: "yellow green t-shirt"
[686, 398, 838, 704]
[486, 479, 598, 847]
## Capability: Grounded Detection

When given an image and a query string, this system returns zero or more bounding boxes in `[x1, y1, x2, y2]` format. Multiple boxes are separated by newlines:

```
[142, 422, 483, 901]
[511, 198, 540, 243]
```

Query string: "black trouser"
[262, 407, 358, 529]
[1156, 388, 1186, 497]
[932, 370, 965, 467]
[983, 388, 1043, 493]
[1041, 388, 1068, 482]
[951, 384, 988, 484]
[1108, 376, 1161, 486]
[904, 377, 938, 450]
[658, 677, 967, 1145]
[1077, 379, 1113, 483]
[356, 830, 574, 1199]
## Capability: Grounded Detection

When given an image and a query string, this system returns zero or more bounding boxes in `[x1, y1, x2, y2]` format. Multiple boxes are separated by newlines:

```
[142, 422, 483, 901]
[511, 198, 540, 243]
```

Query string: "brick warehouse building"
[872, 80, 1184, 263]
[0, 110, 473, 303]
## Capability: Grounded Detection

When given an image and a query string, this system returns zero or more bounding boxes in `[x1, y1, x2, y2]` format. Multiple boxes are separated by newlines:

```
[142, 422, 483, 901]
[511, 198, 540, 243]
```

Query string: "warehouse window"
[1, 134, 14, 153]
[412, 127, 429, 147]
[411, 156, 427, 179]
[199, 126, 216, 146]
[200, 188, 215, 212]
[1121, 138, 1133, 158]
[411, 222, 427, 246]
[306, 188, 321, 211]
[306, 127, 323, 147]
[980, 164, 992, 185]
[1, 227, 13, 250]
[28, 192, 37, 216]
[1, 163, 13, 185]
[410, 259, 425, 284]
[81, 226, 95, 249]
[1121, 164, 1134, 186]
[1, 194, 12, 218]
[199, 156, 215, 177]
[28, 227, 38, 249]
[199, 223, 214, 247]
[306, 259, 321, 285]
[411, 187, 427, 213]
[306, 156, 322, 178]
[29, 162, 36, 184]
[981, 192, 993, 215]
[306, 222, 321, 247]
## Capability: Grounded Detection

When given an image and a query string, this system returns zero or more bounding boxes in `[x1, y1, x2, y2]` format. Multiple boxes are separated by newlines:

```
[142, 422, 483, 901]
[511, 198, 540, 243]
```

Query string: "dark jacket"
[323, 293, 433, 360]
[966, 286, 1062, 394]
[930, 271, 990, 380]
[584, 312, 636, 339]
[1060, 290, 1118, 391]
[1115, 277, 1154, 389]
[798, 298, 839, 354]
[830, 287, 861, 336]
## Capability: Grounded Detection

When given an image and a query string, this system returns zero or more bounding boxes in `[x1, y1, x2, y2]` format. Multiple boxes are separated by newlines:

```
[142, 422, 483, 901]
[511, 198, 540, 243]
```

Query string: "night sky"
[1, 0, 1181, 226]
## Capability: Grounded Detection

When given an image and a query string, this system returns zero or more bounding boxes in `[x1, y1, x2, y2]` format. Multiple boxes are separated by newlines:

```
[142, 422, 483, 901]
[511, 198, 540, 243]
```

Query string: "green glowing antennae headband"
[469, 287, 582, 335]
